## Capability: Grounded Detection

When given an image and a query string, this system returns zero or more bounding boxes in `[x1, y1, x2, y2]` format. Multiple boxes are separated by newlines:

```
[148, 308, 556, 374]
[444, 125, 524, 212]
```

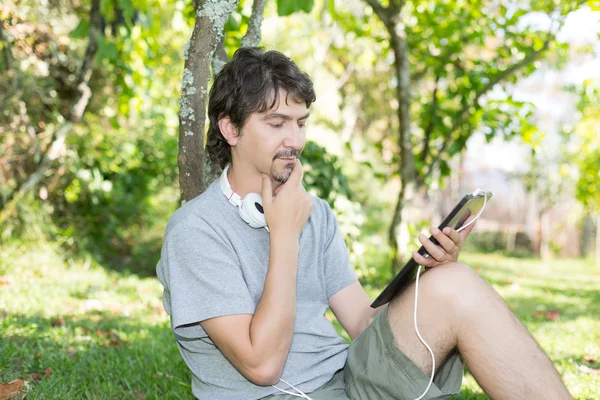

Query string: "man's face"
[233, 89, 309, 183]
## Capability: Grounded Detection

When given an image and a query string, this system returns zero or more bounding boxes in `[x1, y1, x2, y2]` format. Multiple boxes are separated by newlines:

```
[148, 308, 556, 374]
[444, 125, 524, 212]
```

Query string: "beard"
[269, 160, 295, 183]
[269, 149, 300, 183]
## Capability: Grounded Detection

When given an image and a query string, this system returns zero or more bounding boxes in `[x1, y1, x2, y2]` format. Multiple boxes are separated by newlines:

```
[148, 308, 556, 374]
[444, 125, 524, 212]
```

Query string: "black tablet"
[370, 191, 493, 308]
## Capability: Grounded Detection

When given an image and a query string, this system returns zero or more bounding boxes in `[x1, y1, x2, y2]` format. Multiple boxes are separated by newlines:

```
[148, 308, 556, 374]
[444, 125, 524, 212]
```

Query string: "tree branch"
[363, 0, 390, 25]
[422, 36, 555, 181]
[388, 0, 404, 16]
[211, 36, 228, 76]
[76, 0, 101, 92]
[240, 0, 265, 48]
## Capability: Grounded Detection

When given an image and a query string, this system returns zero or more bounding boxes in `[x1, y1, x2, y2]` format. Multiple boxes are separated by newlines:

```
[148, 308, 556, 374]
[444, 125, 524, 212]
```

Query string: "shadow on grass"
[1, 311, 193, 399]
[78, 234, 163, 279]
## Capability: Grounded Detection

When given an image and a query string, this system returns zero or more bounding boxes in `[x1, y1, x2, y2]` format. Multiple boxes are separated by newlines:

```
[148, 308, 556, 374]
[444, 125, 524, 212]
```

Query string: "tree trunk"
[388, 181, 418, 273]
[596, 213, 600, 265]
[525, 190, 540, 255]
[540, 211, 551, 260]
[178, 0, 238, 204]
[363, 0, 417, 273]
[581, 214, 594, 257]
[386, 17, 417, 274]
[179, 0, 268, 203]
[506, 179, 519, 253]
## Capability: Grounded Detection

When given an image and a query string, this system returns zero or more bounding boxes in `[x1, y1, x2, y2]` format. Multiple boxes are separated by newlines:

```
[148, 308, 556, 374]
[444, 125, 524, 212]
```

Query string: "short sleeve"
[321, 200, 358, 298]
[160, 220, 256, 339]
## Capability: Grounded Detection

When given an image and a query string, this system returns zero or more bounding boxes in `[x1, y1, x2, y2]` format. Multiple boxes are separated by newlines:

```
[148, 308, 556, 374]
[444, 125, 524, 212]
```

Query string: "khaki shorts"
[267, 305, 463, 400]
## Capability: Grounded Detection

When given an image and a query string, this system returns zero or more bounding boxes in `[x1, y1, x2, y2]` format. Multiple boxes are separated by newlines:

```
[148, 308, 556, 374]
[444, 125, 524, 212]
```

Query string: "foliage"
[569, 80, 600, 213]
[0, 0, 184, 268]
[1, 0, 599, 279]
[326, 0, 579, 187]
[300, 141, 354, 204]
[276, 0, 315, 17]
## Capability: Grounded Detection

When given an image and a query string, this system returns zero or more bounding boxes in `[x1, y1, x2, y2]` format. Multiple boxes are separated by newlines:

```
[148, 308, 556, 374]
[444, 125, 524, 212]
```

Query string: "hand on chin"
[273, 181, 286, 196]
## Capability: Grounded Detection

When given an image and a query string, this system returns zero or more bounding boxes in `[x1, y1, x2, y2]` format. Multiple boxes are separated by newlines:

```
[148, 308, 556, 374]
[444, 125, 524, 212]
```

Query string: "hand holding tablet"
[371, 190, 493, 308]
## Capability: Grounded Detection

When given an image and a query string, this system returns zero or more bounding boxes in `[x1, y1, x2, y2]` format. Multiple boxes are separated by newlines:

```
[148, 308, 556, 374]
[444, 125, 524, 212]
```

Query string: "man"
[157, 47, 572, 400]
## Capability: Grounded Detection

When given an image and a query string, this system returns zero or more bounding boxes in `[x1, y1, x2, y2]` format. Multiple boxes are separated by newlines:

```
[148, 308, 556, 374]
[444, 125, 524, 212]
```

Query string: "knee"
[417, 262, 490, 317]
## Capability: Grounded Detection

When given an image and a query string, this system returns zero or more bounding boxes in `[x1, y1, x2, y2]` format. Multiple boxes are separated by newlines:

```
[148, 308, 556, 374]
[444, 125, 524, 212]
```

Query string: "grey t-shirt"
[156, 180, 358, 400]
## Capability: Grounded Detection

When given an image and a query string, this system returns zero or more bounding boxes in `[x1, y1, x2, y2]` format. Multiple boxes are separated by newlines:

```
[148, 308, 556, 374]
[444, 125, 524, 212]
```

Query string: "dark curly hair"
[206, 47, 316, 168]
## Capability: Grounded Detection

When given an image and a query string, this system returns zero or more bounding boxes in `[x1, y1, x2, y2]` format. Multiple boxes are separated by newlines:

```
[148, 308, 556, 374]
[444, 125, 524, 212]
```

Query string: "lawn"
[1, 241, 599, 399]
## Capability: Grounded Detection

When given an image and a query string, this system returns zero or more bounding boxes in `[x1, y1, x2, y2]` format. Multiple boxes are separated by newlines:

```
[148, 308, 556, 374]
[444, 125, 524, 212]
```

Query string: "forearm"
[248, 234, 298, 375]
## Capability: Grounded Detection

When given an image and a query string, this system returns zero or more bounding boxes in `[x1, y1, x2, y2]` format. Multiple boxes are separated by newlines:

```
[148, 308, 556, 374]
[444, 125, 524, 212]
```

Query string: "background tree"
[0, 0, 102, 225]
[569, 80, 600, 263]
[333, 0, 591, 271]
[0, 0, 185, 269]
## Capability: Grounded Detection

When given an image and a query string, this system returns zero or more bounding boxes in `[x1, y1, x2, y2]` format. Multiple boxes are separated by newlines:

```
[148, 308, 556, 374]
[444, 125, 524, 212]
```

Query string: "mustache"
[272, 150, 300, 161]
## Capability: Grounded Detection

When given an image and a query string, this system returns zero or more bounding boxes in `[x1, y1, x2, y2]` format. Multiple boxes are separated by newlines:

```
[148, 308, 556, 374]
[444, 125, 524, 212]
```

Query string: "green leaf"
[96, 38, 119, 63]
[120, 0, 135, 20]
[439, 160, 451, 177]
[277, 0, 314, 16]
[225, 13, 241, 32]
[70, 20, 90, 38]
[101, 0, 115, 20]
[447, 140, 464, 156]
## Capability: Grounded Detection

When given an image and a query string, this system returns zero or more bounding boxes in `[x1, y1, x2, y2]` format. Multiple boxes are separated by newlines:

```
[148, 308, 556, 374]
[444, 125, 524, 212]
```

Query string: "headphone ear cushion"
[239, 193, 266, 229]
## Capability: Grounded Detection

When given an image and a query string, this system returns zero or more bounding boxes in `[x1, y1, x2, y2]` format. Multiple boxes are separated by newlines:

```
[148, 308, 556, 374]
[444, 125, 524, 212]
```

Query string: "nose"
[282, 123, 304, 150]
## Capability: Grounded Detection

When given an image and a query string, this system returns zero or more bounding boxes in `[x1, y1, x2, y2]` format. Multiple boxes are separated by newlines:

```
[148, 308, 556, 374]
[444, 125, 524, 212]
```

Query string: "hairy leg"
[387, 262, 571, 400]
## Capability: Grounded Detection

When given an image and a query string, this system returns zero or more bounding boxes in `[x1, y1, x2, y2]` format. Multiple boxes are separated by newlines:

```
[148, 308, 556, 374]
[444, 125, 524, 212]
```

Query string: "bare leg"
[387, 262, 572, 400]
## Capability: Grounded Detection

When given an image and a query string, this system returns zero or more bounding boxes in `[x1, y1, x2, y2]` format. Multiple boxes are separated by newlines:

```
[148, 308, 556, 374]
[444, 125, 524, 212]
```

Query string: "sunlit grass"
[0, 241, 191, 399]
[1, 242, 598, 399]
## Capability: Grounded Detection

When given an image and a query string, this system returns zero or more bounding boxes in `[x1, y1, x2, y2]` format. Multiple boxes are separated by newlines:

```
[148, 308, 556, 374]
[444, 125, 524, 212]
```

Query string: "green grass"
[1, 242, 599, 399]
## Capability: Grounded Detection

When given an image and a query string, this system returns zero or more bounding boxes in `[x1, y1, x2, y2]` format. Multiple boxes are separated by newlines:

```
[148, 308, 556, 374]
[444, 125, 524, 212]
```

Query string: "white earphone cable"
[273, 378, 314, 399]
[412, 190, 487, 400]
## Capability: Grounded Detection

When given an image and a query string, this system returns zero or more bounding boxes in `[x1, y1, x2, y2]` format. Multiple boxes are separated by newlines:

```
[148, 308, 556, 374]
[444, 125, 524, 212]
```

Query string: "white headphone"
[219, 165, 268, 230]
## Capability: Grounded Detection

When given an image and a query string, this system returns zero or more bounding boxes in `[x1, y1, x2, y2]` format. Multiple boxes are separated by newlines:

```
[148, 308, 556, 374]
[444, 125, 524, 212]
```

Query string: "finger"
[454, 218, 477, 241]
[273, 183, 285, 196]
[418, 234, 446, 261]
[441, 227, 461, 246]
[261, 174, 273, 205]
[286, 159, 303, 186]
[413, 251, 436, 267]
[431, 227, 456, 253]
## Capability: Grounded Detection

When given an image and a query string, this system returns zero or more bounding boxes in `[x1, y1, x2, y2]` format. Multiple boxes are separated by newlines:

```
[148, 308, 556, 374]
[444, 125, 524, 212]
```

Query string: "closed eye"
[269, 123, 284, 129]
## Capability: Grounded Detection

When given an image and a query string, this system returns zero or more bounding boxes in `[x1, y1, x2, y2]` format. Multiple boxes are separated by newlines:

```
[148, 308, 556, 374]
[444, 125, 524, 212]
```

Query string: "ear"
[218, 116, 239, 146]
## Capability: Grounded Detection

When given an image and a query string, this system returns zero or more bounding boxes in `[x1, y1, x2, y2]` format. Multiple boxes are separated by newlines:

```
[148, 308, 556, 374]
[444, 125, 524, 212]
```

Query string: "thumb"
[261, 174, 273, 205]
[459, 218, 476, 241]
